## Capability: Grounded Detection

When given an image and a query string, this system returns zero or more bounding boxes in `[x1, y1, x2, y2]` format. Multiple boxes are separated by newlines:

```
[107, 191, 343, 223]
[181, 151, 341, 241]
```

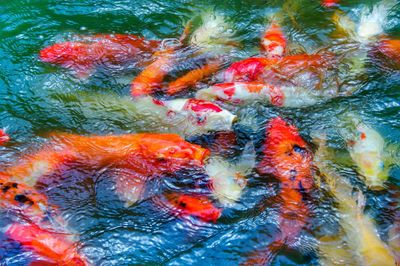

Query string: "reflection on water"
[0, 0, 399, 265]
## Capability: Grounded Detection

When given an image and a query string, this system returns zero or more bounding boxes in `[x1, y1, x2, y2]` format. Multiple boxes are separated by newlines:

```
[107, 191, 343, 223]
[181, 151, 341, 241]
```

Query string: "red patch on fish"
[6, 223, 88, 265]
[223, 58, 276, 82]
[185, 99, 223, 113]
[322, 0, 339, 7]
[162, 193, 221, 223]
[376, 39, 400, 66]
[0, 129, 10, 145]
[257, 117, 313, 190]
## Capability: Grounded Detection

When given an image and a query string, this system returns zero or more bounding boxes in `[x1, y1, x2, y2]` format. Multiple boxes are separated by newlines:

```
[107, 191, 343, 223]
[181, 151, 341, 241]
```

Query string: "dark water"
[0, 0, 399, 265]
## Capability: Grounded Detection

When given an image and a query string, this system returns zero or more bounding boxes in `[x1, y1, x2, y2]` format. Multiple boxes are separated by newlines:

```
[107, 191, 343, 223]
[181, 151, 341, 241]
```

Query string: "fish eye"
[293, 145, 306, 155]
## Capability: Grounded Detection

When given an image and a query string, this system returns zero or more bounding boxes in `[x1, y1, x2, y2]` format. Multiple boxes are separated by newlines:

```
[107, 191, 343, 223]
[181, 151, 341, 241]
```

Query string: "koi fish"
[5, 223, 88, 265]
[4, 133, 209, 205]
[48, 91, 235, 137]
[313, 136, 397, 266]
[40, 34, 161, 78]
[196, 81, 335, 108]
[260, 22, 286, 59]
[160, 192, 222, 223]
[0, 128, 10, 145]
[339, 113, 390, 189]
[243, 117, 313, 265]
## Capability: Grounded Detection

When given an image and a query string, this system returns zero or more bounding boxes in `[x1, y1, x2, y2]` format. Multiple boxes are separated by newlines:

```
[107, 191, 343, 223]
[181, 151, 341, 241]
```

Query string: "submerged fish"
[6, 223, 88, 265]
[243, 117, 314, 265]
[339, 113, 391, 189]
[48, 92, 236, 137]
[196, 81, 336, 108]
[161, 192, 222, 223]
[314, 137, 397, 266]
[375, 39, 400, 67]
[260, 22, 287, 59]
[322, 0, 340, 7]
[4, 133, 209, 205]
[40, 34, 161, 78]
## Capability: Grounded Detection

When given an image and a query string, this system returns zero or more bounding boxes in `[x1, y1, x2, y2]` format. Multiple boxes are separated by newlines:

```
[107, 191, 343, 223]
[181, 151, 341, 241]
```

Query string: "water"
[0, 0, 399, 265]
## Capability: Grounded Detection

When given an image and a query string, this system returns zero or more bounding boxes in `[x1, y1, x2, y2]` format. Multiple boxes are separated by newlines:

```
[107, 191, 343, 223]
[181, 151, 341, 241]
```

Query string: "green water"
[0, 0, 399, 265]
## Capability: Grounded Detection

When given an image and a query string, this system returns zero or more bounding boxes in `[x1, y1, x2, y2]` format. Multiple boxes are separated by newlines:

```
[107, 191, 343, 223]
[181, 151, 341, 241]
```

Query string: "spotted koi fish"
[243, 117, 314, 265]
[40, 34, 161, 78]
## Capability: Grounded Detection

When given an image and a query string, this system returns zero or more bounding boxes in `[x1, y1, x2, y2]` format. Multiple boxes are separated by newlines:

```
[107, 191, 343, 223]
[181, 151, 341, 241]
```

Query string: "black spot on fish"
[14, 194, 34, 206]
[293, 145, 306, 155]
[12, 183, 18, 188]
[290, 169, 297, 181]
[2, 184, 11, 193]
[179, 201, 187, 208]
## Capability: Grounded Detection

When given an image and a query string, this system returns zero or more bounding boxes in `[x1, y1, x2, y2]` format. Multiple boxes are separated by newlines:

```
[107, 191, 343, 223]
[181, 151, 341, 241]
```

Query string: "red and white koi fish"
[40, 34, 161, 78]
[6, 223, 88, 265]
[0, 128, 10, 145]
[159, 192, 222, 223]
[153, 98, 236, 132]
[196, 81, 335, 108]
[260, 22, 286, 59]
[243, 117, 314, 265]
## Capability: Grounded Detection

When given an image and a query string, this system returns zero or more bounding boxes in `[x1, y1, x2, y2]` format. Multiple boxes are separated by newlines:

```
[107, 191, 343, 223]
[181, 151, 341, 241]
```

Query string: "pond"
[0, 0, 399, 265]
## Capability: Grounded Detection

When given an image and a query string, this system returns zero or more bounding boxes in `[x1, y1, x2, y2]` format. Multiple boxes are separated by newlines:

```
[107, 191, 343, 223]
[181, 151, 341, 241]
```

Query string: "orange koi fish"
[260, 22, 287, 59]
[160, 192, 221, 223]
[376, 39, 400, 67]
[0, 129, 10, 145]
[40, 34, 161, 78]
[4, 133, 209, 205]
[6, 223, 88, 265]
[322, 0, 340, 7]
[243, 117, 313, 265]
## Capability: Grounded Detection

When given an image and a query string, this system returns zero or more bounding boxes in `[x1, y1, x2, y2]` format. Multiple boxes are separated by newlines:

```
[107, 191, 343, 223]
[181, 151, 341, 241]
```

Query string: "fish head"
[164, 98, 236, 132]
[164, 192, 222, 223]
[138, 134, 210, 164]
[257, 117, 314, 190]
[183, 99, 236, 131]
[39, 42, 89, 65]
[261, 23, 287, 59]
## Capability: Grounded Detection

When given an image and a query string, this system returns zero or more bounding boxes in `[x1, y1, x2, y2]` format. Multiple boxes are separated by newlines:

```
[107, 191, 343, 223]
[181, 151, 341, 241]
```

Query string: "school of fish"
[1, 1, 400, 265]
